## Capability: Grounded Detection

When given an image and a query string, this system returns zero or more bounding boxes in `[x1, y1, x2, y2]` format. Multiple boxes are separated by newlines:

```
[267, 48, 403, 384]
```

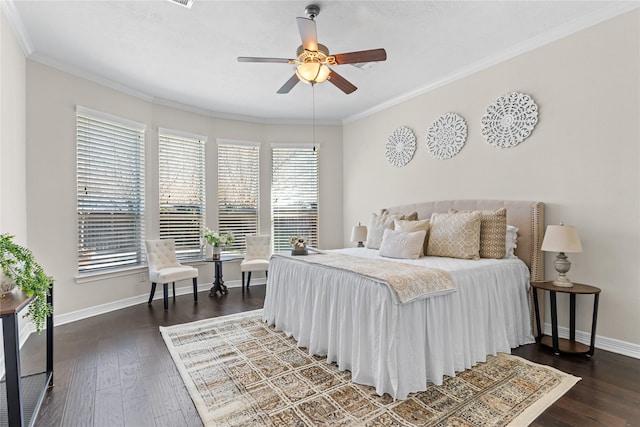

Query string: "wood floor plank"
[94, 384, 124, 427]
[146, 372, 182, 418]
[169, 374, 204, 427]
[33, 358, 75, 427]
[120, 362, 148, 401]
[122, 395, 155, 427]
[96, 337, 121, 390]
[154, 410, 187, 427]
[60, 366, 96, 427]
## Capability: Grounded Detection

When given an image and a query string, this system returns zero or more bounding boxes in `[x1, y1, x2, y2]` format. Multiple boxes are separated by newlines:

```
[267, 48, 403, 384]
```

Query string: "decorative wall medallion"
[481, 92, 539, 148]
[385, 126, 416, 167]
[426, 112, 467, 160]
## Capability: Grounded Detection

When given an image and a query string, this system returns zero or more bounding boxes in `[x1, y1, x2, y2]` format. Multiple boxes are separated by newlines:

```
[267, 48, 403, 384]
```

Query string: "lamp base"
[357, 242, 364, 248]
[552, 275, 574, 287]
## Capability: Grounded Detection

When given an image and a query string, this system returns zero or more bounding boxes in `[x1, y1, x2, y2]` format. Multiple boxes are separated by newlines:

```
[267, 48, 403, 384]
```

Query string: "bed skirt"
[263, 253, 534, 400]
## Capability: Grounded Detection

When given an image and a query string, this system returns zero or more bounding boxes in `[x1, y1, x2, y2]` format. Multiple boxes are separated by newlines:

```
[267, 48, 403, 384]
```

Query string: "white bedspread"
[263, 248, 535, 400]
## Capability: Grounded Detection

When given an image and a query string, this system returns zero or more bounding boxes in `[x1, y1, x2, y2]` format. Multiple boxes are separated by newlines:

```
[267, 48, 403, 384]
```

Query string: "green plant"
[203, 228, 234, 247]
[0, 233, 53, 332]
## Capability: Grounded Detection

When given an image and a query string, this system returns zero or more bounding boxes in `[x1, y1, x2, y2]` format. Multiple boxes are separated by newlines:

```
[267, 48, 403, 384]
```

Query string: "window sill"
[76, 266, 147, 284]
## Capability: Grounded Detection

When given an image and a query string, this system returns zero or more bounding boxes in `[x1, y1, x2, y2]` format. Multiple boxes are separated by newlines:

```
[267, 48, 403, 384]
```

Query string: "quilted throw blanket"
[275, 253, 456, 303]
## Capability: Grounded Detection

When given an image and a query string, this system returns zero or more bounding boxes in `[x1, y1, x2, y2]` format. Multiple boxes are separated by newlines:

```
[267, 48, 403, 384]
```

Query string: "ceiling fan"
[237, 4, 387, 95]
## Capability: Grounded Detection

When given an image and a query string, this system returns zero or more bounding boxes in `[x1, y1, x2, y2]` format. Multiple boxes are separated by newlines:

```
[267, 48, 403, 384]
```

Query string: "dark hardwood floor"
[16, 284, 640, 426]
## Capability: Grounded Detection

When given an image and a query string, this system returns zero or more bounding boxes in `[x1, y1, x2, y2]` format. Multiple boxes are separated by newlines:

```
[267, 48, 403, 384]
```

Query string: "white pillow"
[379, 228, 426, 260]
[505, 225, 518, 258]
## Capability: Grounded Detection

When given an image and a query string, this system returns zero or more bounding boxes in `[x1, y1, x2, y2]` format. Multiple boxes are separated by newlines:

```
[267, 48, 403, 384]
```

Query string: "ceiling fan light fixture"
[296, 63, 330, 84]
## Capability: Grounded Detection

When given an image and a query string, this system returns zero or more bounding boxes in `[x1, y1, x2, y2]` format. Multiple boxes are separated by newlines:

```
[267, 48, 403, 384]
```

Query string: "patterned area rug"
[160, 310, 579, 427]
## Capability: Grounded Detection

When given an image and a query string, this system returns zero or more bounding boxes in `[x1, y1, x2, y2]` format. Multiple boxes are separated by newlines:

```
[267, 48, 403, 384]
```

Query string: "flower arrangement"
[290, 236, 308, 249]
[203, 228, 234, 247]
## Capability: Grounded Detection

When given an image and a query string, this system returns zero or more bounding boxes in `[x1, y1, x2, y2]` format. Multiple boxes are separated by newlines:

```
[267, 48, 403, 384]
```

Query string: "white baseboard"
[54, 279, 247, 326]
[543, 322, 640, 359]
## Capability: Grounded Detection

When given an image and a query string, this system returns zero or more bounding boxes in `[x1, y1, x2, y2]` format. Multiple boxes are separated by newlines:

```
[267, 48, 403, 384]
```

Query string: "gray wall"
[342, 10, 640, 349]
[24, 61, 343, 316]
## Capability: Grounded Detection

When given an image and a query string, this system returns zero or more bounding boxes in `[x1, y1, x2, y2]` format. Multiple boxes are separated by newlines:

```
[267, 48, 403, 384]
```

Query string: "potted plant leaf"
[0, 233, 53, 332]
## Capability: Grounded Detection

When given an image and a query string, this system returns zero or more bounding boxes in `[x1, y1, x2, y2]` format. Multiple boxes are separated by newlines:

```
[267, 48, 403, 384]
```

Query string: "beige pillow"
[379, 228, 426, 260]
[365, 211, 419, 249]
[381, 209, 419, 221]
[427, 211, 482, 259]
[450, 208, 507, 259]
[365, 212, 394, 249]
[394, 218, 430, 256]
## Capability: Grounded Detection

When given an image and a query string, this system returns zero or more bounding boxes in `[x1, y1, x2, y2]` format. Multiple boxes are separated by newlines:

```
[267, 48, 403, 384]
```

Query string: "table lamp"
[351, 223, 367, 248]
[541, 223, 583, 287]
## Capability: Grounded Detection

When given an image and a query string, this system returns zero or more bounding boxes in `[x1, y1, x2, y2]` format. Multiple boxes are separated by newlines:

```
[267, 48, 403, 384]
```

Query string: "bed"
[263, 200, 544, 399]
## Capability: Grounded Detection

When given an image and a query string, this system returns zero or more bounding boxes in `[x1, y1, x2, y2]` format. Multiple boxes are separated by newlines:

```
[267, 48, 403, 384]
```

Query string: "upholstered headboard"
[383, 200, 545, 281]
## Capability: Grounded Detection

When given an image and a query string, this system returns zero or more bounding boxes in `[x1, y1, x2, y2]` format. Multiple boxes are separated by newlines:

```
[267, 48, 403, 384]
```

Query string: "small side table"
[1, 288, 53, 426]
[531, 281, 600, 357]
[203, 255, 238, 296]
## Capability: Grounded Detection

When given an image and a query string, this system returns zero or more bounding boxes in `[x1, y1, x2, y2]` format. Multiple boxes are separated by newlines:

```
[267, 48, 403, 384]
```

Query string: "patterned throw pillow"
[394, 218, 430, 256]
[365, 211, 419, 249]
[427, 211, 482, 259]
[478, 208, 507, 259]
[450, 208, 507, 259]
[379, 228, 427, 260]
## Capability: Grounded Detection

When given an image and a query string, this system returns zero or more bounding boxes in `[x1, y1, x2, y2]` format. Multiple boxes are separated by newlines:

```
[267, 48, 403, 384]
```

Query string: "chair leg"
[163, 283, 169, 310]
[247, 272, 252, 288]
[193, 277, 198, 302]
[172, 282, 176, 301]
[242, 272, 245, 293]
[148, 282, 157, 305]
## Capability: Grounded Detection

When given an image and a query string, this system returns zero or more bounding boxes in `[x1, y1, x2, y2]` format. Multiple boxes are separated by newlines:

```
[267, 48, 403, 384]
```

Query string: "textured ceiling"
[7, 1, 636, 123]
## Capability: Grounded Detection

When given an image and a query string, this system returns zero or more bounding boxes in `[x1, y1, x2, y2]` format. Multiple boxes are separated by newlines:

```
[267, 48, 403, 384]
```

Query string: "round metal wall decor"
[385, 126, 416, 167]
[426, 112, 467, 160]
[481, 92, 539, 148]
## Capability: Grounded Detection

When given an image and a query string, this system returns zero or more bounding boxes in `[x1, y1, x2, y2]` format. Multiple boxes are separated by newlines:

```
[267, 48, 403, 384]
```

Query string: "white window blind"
[77, 108, 145, 274]
[159, 130, 206, 260]
[217, 141, 260, 253]
[271, 145, 318, 252]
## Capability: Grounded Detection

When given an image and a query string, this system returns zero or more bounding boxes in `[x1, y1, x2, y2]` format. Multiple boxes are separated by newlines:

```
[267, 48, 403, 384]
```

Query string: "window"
[271, 145, 319, 252]
[76, 107, 145, 273]
[159, 129, 206, 260]
[217, 140, 260, 253]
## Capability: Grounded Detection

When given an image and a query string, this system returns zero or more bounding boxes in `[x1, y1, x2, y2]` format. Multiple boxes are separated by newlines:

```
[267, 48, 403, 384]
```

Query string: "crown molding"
[1, 0, 34, 56]
[343, 2, 640, 124]
[4, 0, 636, 126]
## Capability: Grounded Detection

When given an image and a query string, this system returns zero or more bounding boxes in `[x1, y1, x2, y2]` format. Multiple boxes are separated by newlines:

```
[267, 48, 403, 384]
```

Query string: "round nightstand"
[531, 281, 601, 357]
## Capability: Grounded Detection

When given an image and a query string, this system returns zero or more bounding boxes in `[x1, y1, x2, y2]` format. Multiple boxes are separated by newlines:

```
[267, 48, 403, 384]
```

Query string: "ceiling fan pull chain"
[312, 84, 316, 152]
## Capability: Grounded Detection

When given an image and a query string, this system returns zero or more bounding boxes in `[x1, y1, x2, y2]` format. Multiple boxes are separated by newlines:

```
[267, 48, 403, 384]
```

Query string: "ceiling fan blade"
[238, 57, 292, 64]
[333, 48, 387, 65]
[327, 69, 357, 94]
[277, 74, 300, 94]
[296, 17, 318, 51]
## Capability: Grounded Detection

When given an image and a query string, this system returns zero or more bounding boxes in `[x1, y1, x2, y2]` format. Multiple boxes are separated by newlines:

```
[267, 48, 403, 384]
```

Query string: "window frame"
[158, 128, 207, 260]
[216, 139, 261, 253]
[76, 106, 146, 275]
[271, 143, 319, 253]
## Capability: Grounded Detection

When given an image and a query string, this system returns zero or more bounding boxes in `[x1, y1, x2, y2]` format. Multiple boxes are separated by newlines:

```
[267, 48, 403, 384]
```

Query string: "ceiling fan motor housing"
[305, 4, 320, 20]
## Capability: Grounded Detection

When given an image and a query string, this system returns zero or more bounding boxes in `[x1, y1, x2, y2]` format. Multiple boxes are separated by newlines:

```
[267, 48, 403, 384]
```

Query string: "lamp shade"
[351, 225, 367, 243]
[296, 63, 330, 84]
[541, 225, 583, 253]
